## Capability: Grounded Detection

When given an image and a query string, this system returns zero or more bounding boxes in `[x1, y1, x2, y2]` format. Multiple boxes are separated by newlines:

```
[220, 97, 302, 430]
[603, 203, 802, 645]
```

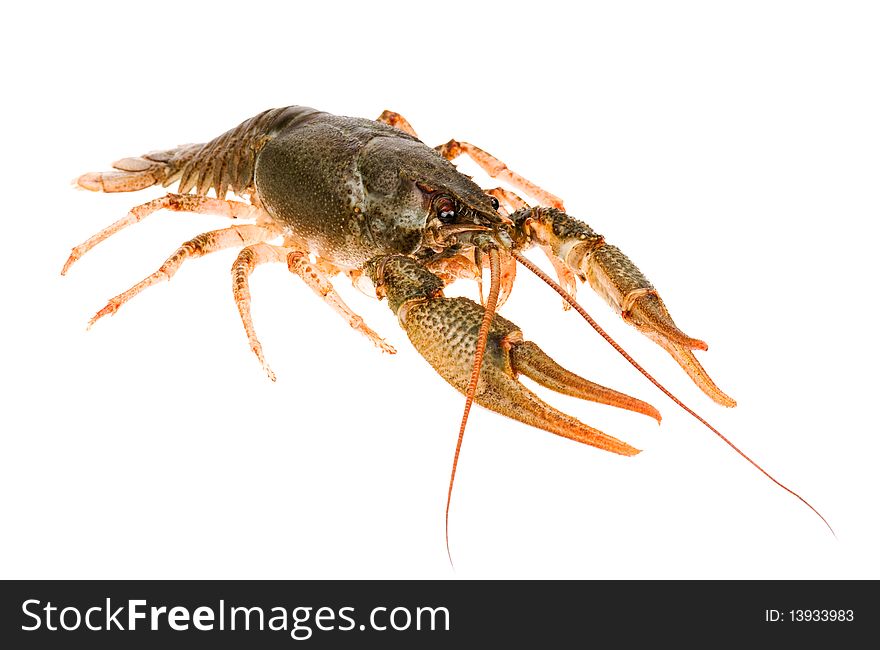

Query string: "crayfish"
[64, 106, 831, 557]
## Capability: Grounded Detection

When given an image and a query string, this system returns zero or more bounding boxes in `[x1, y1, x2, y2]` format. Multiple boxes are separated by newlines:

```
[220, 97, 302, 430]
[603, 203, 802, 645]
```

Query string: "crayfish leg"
[62, 193, 265, 275]
[286, 251, 396, 355]
[436, 139, 565, 210]
[88, 224, 277, 328]
[231, 243, 291, 381]
[376, 110, 419, 138]
[231, 245, 396, 381]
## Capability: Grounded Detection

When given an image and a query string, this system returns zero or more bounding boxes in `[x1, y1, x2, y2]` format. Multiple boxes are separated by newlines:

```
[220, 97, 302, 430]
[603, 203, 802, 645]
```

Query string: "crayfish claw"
[658, 341, 737, 408]
[623, 291, 708, 352]
[622, 291, 735, 407]
[509, 340, 661, 423]
[369, 256, 647, 456]
[518, 208, 735, 407]
[474, 348, 642, 456]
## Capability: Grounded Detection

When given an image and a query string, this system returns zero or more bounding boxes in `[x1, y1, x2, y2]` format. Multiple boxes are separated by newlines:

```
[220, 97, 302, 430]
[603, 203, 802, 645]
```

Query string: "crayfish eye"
[489, 196, 500, 210]
[435, 196, 456, 222]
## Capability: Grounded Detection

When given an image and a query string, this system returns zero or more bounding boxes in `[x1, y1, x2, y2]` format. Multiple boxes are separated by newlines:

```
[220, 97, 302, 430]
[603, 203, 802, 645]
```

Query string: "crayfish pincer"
[65, 105, 832, 551]
[366, 255, 658, 456]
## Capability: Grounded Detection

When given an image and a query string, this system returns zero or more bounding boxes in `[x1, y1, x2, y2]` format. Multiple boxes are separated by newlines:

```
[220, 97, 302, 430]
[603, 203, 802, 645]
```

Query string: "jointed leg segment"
[376, 110, 419, 137]
[232, 243, 290, 381]
[89, 224, 278, 327]
[231, 245, 396, 381]
[375, 109, 563, 210]
[62, 193, 266, 275]
[287, 252, 396, 355]
[436, 140, 565, 210]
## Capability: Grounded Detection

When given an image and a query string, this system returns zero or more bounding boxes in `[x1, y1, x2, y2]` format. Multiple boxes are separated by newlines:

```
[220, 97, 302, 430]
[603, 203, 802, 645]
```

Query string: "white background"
[2, 1, 878, 579]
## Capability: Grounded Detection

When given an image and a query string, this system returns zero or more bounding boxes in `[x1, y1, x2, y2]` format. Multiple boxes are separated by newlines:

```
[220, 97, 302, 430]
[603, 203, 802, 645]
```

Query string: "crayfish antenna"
[446, 247, 503, 568]
[511, 251, 835, 537]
